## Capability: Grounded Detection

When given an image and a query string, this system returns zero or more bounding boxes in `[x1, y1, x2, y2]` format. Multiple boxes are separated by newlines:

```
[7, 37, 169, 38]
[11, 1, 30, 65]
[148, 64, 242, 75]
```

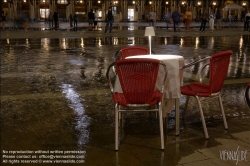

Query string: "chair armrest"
[245, 85, 250, 110]
[113, 49, 121, 61]
[106, 62, 116, 93]
[198, 63, 210, 83]
[180, 56, 211, 70]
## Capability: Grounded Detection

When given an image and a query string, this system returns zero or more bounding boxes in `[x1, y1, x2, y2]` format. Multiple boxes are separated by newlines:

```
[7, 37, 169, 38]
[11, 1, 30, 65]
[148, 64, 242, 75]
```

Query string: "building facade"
[1, 0, 249, 22]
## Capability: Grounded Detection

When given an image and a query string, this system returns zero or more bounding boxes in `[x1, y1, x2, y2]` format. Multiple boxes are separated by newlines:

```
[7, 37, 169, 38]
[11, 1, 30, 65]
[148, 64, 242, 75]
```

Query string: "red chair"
[106, 58, 167, 150]
[181, 50, 233, 139]
[245, 83, 250, 110]
[114, 46, 152, 61]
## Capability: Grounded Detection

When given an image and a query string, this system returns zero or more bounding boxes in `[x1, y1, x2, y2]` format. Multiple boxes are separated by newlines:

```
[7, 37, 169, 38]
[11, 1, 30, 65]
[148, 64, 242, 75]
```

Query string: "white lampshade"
[144, 27, 155, 36]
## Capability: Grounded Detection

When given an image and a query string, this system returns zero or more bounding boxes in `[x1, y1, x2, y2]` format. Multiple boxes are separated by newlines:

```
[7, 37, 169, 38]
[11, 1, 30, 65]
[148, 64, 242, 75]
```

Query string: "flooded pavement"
[1, 31, 250, 166]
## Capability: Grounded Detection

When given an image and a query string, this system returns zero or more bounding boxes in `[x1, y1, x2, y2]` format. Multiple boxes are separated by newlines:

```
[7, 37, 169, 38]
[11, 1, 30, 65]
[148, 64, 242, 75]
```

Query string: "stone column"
[156, 0, 161, 20]
[102, 3, 105, 20]
[29, 0, 35, 20]
[121, 0, 128, 21]
[89, 0, 93, 10]
[71, 1, 75, 14]
[8, 2, 12, 19]
[206, 0, 208, 12]
[85, 0, 89, 13]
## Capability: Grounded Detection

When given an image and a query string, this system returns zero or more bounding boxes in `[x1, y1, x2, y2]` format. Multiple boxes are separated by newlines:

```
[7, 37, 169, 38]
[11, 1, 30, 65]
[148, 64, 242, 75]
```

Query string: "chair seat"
[112, 91, 163, 107]
[181, 82, 211, 97]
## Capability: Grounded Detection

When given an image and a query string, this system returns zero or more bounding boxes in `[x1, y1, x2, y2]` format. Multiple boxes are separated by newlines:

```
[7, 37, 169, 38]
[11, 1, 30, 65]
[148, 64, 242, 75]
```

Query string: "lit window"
[57, 0, 68, 4]
[40, 0, 50, 3]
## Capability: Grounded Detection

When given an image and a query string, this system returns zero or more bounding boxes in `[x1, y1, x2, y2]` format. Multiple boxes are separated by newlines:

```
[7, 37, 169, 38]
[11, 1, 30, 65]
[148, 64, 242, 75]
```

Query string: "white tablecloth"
[114, 54, 184, 117]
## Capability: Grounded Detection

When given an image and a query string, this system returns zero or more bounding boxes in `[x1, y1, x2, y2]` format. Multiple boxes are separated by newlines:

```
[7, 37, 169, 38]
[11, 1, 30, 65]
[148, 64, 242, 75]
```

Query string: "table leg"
[175, 99, 180, 136]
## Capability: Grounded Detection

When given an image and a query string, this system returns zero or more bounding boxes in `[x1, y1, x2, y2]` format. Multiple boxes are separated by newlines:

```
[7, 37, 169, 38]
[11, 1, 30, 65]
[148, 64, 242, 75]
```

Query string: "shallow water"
[1, 35, 250, 165]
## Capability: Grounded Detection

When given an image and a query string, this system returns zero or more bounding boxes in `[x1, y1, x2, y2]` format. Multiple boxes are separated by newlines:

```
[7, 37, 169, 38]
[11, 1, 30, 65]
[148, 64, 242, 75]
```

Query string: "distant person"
[172, 8, 181, 32]
[244, 9, 250, 31]
[228, 14, 233, 28]
[1, 11, 7, 30]
[48, 12, 53, 29]
[94, 9, 99, 30]
[104, 6, 115, 34]
[18, 12, 29, 31]
[216, 11, 222, 29]
[73, 14, 77, 29]
[209, 10, 215, 32]
[53, 12, 58, 29]
[88, 9, 95, 31]
[69, 13, 73, 27]
[148, 7, 157, 27]
[164, 11, 171, 30]
[199, 10, 208, 32]
[184, 8, 192, 32]
[57, 12, 60, 27]
[13, 14, 18, 30]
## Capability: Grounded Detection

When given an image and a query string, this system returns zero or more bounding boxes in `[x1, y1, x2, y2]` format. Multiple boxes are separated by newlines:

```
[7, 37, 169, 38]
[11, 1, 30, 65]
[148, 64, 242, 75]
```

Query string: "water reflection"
[61, 84, 91, 147]
[1, 35, 250, 164]
[1, 35, 250, 80]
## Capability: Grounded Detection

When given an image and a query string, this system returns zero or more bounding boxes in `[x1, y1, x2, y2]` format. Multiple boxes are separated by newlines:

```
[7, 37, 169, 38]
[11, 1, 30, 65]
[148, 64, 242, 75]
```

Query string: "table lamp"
[144, 27, 155, 55]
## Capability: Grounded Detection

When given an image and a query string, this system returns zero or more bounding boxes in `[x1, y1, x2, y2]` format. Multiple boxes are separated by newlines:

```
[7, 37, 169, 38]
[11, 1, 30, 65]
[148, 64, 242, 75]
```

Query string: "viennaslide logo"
[219, 146, 248, 165]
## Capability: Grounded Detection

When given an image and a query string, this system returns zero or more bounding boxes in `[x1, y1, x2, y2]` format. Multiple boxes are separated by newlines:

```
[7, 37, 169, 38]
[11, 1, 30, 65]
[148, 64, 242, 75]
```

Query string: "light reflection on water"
[3, 35, 250, 50]
[61, 84, 91, 147]
[0, 35, 250, 157]
[1, 36, 249, 82]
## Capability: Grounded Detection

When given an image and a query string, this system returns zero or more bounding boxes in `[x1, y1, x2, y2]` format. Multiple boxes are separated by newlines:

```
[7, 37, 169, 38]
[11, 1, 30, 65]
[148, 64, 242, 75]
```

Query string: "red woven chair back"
[209, 50, 232, 94]
[120, 46, 150, 59]
[115, 58, 160, 105]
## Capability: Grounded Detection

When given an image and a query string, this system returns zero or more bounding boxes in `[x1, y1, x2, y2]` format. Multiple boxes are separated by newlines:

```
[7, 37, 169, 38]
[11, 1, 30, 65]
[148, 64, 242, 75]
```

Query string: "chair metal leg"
[183, 96, 190, 118]
[218, 94, 228, 129]
[175, 99, 180, 136]
[118, 112, 121, 122]
[195, 96, 209, 139]
[118, 105, 125, 128]
[158, 102, 164, 150]
[115, 103, 119, 150]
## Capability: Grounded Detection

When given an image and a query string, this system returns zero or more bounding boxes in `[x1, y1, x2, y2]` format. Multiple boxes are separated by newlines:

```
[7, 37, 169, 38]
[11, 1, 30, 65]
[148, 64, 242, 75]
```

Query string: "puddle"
[1, 35, 250, 164]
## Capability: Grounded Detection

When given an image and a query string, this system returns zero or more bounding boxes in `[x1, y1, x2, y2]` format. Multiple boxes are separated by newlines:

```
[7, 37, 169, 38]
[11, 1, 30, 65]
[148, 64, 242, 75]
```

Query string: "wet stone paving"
[1, 34, 250, 166]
